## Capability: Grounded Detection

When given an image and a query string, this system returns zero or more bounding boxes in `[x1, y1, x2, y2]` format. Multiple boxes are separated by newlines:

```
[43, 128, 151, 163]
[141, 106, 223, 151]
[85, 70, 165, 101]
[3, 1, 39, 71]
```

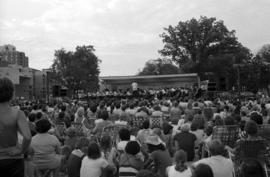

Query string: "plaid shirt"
[212, 125, 241, 148]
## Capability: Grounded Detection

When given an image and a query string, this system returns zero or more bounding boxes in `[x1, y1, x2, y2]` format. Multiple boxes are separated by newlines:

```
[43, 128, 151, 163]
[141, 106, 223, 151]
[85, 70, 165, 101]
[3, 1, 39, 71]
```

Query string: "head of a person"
[240, 159, 266, 177]
[224, 105, 230, 112]
[77, 107, 85, 117]
[58, 112, 65, 120]
[90, 104, 97, 113]
[115, 101, 121, 109]
[244, 120, 258, 136]
[192, 163, 214, 177]
[250, 113, 263, 125]
[99, 101, 105, 110]
[153, 105, 161, 111]
[234, 115, 242, 124]
[205, 125, 213, 136]
[186, 114, 193, 122]
[125, 141, 140, 155]
[119, 128, 130, 141]
[190, 121, 198, 131]
[100, 135, 112, 150]
[174, 150, 188, 172]
[163, 122, 173, 135]
[136, 170, 158, 177]
[121, 104, 128, 111]
[61, 145, 72, 158]
[87, 142, 101, 159]
[142, 120, 150, 129]
[173, 101, 179, 107]
[100, 110, 109, 120]
[75, 137, 90, 152]
[36, 112, 43, 120]
[207, 139, 225, 156]
[241, 111, 247, 117]
[0, 78, 14, 103]
[35, 119, 51, 133]
[214, 115, 224, 126]
[61, 105, 66, 112]
[224, 116, 235, 126]
[28, 113, 36, 122]
[181, 123, 190, 132]
[66, 127, 76, 137]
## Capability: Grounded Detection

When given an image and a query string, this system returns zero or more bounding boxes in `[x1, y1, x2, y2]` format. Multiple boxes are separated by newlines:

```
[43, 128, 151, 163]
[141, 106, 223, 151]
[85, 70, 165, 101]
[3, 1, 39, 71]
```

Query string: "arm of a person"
[17, 110, 32, 154]
[55, 139, 61, 154]
[166, 166, 170, 177]
[143, 153, 154, 169]
[92, 125, 98, 134]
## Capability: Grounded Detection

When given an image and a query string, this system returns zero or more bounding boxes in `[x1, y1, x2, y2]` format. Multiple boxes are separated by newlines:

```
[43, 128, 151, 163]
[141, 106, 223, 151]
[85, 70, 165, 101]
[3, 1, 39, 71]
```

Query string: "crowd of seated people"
[2, 77, 270, 177]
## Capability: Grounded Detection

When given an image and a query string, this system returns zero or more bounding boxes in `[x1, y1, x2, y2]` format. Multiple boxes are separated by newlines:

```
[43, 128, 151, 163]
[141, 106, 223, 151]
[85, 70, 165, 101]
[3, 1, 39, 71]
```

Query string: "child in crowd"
[67, 137, 90, 177]
[162, 122, 174, 157]
[144, 134, 172, 177]
[100, 135, 117, 173]
[166, 150, 192, 177]
[80, 142, 113, 177]
[119, 141, 144, 177]
[64, 127, 78, 150]
[117, 128, 132, 151]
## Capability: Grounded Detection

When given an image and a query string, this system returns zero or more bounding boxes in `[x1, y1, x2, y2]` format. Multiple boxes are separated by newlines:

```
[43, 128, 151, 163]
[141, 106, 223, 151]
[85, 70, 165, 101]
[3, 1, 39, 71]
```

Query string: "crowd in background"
[1, 77, 270, 177]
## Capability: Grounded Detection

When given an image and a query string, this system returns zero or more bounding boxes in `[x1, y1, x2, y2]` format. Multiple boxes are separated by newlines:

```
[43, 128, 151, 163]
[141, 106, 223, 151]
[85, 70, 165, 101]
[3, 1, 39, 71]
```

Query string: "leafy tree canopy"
[51, 45, 100, 95]
[257, 44, 270, 63]
[159, 16, 251, 76]
[138, 58, 180, 75]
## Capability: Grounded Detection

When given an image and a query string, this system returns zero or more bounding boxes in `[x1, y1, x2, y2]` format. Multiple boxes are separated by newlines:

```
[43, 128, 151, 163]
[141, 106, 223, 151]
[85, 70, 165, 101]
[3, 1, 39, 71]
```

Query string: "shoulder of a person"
[193, 158, 209, 167]
[13, 108, 25, 118]
[49, 133, 60, 142]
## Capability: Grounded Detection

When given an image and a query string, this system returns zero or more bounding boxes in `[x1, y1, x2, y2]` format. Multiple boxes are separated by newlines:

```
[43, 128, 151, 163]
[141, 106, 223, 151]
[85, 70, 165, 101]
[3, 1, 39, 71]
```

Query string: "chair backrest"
[130, 116, 147, 129]
[150, 116, 163, 128]
[238, 139, 266, 160]
[258, 124, 270, 143]
[212, 125, 240, 148]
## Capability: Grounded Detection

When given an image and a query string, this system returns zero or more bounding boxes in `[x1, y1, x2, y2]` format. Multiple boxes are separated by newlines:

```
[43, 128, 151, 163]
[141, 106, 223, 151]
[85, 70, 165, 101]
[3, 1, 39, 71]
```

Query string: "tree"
[257, 44, 270, 63]
[51, 45, 100, 96]
[159, 16, 247, 76]
[138, 58, 180, 75]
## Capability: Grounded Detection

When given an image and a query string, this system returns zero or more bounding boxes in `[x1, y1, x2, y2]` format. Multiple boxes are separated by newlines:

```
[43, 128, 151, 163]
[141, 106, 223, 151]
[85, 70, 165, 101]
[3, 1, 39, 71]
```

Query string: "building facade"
[0, 64, 33, 99]
[0, 44, 29, 67]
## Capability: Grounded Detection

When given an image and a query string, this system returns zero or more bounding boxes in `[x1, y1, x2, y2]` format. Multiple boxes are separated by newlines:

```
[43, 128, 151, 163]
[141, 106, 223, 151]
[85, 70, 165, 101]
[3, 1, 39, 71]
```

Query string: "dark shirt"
[67, 151, 84, 177]
[151, 150, 172, 177]
[174, 132, 196, 161]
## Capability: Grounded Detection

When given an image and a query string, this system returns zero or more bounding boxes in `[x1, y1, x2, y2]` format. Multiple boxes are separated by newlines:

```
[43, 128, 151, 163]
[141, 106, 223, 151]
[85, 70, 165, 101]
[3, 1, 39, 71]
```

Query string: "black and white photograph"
[0, 0, 270, 177]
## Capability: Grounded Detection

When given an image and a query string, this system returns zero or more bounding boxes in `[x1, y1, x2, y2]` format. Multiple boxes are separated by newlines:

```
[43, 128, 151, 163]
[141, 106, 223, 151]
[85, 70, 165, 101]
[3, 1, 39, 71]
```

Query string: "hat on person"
[181, 123, 190, 132]
[146, 134, 163, 146]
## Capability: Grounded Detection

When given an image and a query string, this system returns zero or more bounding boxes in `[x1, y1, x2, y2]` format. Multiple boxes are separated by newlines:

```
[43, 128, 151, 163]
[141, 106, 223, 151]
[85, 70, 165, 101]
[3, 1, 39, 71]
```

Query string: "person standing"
[0, 78, 32, 177]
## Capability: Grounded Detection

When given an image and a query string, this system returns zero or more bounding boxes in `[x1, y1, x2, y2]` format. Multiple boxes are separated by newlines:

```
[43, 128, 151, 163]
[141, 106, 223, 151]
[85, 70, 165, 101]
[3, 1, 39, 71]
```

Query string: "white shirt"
[194, 155, 235, 177]
[167, 165, 192, 177]
[80, 157, 108, 177]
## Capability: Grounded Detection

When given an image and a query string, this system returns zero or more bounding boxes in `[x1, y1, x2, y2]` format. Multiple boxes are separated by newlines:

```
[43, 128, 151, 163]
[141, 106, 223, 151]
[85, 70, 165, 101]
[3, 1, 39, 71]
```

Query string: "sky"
[0, 0, 270, 76]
